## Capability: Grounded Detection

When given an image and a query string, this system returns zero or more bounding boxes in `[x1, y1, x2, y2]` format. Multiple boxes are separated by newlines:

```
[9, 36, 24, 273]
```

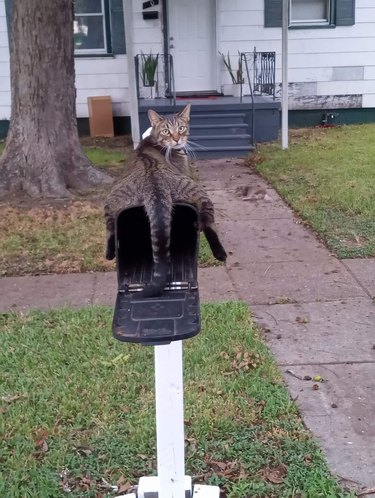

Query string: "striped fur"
[104, 104, 226, 297]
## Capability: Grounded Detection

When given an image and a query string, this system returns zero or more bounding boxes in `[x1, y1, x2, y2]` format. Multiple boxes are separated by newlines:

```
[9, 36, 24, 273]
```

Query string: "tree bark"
[0, 0, 113, 198]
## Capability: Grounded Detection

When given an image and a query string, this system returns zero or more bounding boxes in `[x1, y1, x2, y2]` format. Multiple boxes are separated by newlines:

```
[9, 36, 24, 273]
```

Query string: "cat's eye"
[178, 126, 186, 133]
[161, 129, 170, 135]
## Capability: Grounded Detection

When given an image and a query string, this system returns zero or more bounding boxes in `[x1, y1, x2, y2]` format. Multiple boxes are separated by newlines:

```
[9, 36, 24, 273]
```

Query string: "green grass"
[0, 142, 127, 175]
[83, 147, 124, 166]
[0, 303, 353, 497]
[255, 125, 375, 258]
[83, 147, 127, 176]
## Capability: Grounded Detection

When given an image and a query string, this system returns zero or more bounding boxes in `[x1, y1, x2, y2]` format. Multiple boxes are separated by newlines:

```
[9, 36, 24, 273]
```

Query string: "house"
[1, 0, 374, 156]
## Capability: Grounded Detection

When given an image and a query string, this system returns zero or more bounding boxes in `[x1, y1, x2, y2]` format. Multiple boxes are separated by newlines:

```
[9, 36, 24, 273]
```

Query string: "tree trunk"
[0, 0, 113, 198]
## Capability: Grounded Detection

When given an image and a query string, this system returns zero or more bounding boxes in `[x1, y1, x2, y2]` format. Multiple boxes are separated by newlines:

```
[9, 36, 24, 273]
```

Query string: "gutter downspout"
[123, 0, 140, 148]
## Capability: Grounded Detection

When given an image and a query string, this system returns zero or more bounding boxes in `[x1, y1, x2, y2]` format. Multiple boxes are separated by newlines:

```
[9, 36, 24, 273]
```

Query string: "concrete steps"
[137, 97, 280, 159]
[189, 110, 253, 158]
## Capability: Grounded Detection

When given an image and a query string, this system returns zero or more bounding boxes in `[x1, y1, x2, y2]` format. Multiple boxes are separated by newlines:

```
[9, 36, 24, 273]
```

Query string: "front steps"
[138, 97, 280, 159]
[189, 111, 253, 158]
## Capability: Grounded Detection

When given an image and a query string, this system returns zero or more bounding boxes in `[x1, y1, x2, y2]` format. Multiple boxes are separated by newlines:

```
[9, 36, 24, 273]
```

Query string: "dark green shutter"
[110, 0, 126, 54]
[4, 0, 12, 43]
[336, 0, 355, 26]
[264, 0, 282, 27]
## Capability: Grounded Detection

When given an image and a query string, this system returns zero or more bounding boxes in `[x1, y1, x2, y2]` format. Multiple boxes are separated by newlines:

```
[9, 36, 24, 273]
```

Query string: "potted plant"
[219, 51, 245, 97]
[141, 51, 159, 87]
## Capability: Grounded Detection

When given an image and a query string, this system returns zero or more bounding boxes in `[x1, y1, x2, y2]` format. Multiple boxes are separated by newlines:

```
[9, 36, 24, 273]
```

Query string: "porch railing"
[241, 49, 276, 100]
[134, 53, 176, 106]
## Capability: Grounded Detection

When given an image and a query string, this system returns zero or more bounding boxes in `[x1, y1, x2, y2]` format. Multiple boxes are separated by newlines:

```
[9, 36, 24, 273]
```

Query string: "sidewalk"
[1, 158, 374, 494]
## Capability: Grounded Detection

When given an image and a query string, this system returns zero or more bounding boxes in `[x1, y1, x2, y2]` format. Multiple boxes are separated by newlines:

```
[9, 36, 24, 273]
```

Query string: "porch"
[134, 49, 280, 158]
[138, 95, 280, 159]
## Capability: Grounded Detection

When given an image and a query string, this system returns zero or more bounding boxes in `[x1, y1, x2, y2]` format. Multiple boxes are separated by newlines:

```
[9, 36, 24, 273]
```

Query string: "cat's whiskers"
[181, 143, 197, 161]
[187, 139, 208, 151]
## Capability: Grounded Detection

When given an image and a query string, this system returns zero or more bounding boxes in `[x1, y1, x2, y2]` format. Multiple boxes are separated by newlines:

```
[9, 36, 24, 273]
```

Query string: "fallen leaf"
[1, 393, 27, 403]
[313, 375, 324, 382]
[35, 435, 48, 449]
[264, 464, 288, 484]
[33, 439, 49, 459]
[118, 481, 133, 493]
[117, 475, 127, 486]
[209, 460, 227, 471]
[76, 446, 93, 456]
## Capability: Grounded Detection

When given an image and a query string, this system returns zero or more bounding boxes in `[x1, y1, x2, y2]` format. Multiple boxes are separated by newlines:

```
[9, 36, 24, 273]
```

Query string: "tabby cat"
[104, 103, 227, 297]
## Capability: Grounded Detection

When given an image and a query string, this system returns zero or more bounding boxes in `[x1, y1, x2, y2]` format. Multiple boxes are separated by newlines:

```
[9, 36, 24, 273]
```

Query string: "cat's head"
[147, 104, 191, 150]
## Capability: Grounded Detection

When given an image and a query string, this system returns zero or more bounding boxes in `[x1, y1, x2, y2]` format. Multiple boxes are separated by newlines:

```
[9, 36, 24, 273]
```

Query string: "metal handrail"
[134, 53, 176, 107]
[240, 52, 255, 146]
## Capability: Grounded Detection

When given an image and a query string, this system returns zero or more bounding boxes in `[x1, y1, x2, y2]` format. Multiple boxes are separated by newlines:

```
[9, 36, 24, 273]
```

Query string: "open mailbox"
[112, 203, 201, 345]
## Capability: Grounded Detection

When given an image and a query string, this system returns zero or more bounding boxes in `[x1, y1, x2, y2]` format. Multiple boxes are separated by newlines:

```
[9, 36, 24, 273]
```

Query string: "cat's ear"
[178, 103, 191, 122]
[148, 109, 164, 127]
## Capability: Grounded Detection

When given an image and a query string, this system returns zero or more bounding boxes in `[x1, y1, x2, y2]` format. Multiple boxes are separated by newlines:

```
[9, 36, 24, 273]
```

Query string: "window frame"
[74, 0, 112, 56]
[289, 0, 334, 28]
[289, 0, 333, 27]
[264, 0, 356, 29]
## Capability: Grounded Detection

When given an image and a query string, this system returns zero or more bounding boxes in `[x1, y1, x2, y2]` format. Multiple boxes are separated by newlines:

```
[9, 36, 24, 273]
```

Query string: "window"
[264, 0, 356, 29]
[74, 0, 108, 53]
[290, 0, 331, 26]
[73, 0, 126, 55]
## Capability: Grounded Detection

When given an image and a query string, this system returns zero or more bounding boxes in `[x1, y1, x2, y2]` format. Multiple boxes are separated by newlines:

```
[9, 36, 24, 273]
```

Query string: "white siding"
[0, 0, 10, 120]
[1, 0, 375, 121]
[0, 0, 164, 121]
[218, 0, 375, 109]
[75, 0, 163, 118]
[75, 55, 129, 118]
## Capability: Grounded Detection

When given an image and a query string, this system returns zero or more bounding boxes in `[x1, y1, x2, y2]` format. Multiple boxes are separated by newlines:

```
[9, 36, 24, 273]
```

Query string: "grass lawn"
[254, 125, 375, 258]
[0, 141, 219, 276]
[0, 302, 353, 498]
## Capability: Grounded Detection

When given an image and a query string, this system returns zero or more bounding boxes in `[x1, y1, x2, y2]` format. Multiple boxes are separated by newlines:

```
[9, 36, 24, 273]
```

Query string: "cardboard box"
[87, 96, 114, 137]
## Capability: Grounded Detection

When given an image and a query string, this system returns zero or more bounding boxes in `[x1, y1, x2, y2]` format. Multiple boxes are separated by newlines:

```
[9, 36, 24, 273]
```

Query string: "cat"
[104, 103, 227, 297]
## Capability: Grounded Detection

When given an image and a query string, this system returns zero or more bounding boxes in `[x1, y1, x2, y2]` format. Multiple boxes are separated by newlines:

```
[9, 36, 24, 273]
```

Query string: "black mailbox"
[112, 204, 201, 345]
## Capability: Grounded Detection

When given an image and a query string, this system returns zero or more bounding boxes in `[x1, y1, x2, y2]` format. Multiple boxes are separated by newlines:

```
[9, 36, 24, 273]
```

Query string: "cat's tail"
[141, 192, 173, 298]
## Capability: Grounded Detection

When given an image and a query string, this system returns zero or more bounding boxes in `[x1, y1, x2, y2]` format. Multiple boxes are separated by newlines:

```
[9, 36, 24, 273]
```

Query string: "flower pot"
[232, 84, 242, 98]
[222, 84, 234, 96]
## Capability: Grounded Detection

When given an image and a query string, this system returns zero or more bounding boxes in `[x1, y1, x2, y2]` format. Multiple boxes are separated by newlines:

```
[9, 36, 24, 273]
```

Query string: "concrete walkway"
[1, 158, 374, 494]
